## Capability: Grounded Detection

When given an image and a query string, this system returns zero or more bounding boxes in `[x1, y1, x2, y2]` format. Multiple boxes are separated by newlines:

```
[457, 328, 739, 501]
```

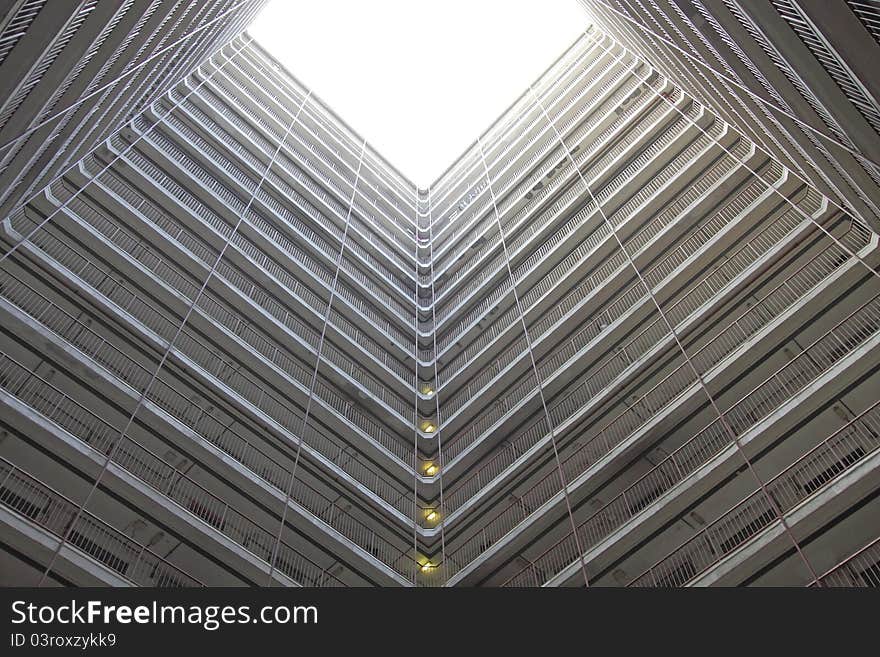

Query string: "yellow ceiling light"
[423, 462, 438, 476]
[420, 562, 435, 573]
[420, 420, 436, 433]
[420, 383, 434, 396]
[425, 509, 439, 523]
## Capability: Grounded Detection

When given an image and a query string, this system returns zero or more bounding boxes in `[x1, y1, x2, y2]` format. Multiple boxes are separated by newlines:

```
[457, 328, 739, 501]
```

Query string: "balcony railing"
[43, 182, 416, 444]
[500, 255, 875, 583]
[443, 201, 825, 513]
[0, 266, 415, 579]
[0, 242, 414, 519]
[172, 89, 416, 286]
[178, 86, 416, 288]
[433, 70, 668, 320]
[440, 156, 785, 467]
[434, 86, 680, 349]
[0, 354, 345, 587]
[629, 397, 880, 588]
[0, 457, 201, 587]
[435, 88, 674, 336]
[433, 67, 658, 280]
[436, 114, 716, 411]
[130, 123, 417, 329]
[444, 215, 871, 576]
[179, 81, 417, 276]
[233, 47, 418, 217]
[432, 49, 626, 237]
[89, 152, 416, 354]
[811, 535, 880, 587]
[99, 167, 414, 385]
[62, 177, 416, 408]
[436, 123, 737, 383]
[432, 36, 600, 200]
[206, 64, 418, 249]
[431, 36, 614, 219]
[435, 53, 632, 242]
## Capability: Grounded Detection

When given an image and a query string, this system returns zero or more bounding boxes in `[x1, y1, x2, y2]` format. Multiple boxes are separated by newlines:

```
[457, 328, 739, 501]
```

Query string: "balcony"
[435, 110, 721, 415]
[437, 149, 787, 476]
[240, 45, 418, 213]
[204, 58, 418, 246]
[0, 353, 345, 587]
[812, 534, 880, 587]
[429, 58, 644, 299]
[0, 457, 201, 587]
[126, 122, 417, 331]
[30, 182, 418, 452]
[436, 122, 740, 389]
[430, 42, 622, 235]
[0, 263, 416, 582]
[432, 60, 656, 278]
[62, 170, 416, 405]
[443, 210, 875, 582]
[630, 397, 880, 588]
[92, 150, 417, 356]
[431, 34, 613, 220]
[176, 85, 417, 292]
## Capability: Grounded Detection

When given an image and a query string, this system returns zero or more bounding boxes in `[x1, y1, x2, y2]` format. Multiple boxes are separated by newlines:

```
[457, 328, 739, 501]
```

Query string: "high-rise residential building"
[0, 7, 879, 588]
[0, 0, 268, 219]
[579, 1, 880, 234]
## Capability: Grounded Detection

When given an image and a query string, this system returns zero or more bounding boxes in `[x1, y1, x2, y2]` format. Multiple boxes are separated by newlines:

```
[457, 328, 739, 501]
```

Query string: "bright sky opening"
[248, 1, 589, 186]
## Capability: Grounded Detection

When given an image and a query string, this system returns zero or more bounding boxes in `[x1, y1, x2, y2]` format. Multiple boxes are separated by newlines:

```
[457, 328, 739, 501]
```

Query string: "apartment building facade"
[579, 0, 880, 235]
[0, 15, 879, 587]
[0, 0, 268, 219]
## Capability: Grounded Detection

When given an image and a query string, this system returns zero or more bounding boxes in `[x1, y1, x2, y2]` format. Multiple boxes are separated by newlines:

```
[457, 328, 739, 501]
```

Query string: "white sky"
[248, 1, 589, 186]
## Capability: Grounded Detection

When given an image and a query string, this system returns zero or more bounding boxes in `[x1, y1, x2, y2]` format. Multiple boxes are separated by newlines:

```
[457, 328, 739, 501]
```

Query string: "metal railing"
[432, 51, 630, 242]
[64, 177, 415, 421]
[207, 63, 418, 250]
[233, 46, 419, 217]
[433, 56, 639, 254]
[0, 265, 415, 577]
[435, 123, 737, 383]
[129, 122, 417, 328]
[91, 165, 415, 386]
[0, 457, 202, 587]
[630, 398, 880, 588]
[435, 92, 693, 348]
[444, 223, 874, 577]
[179, 86, 416, 288]
[39, 182, 416, 453]
[178, 82, 417, 279]
[431, 36, 626, 225]
[242, 54, 421, 222]
[436, 113, 719, 410]
[428, 36, 610, 215]
[432, 76, 669, 312]
[173, 88, 416, 286]
[811, 534, 880, 587]
[88, 153, 416, 355]
[0, 354, 345, 587]
[440, 157, 791, 467]
[434, 92, 689, 360]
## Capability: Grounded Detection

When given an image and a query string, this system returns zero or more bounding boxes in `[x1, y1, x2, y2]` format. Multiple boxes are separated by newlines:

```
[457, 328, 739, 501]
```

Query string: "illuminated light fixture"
[424, 463, 438, 477]
[420, 420, 436, 433]
[420, 562, 435, 573]
[425, 509, 439, 523]
[420, 383, 434, 396]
